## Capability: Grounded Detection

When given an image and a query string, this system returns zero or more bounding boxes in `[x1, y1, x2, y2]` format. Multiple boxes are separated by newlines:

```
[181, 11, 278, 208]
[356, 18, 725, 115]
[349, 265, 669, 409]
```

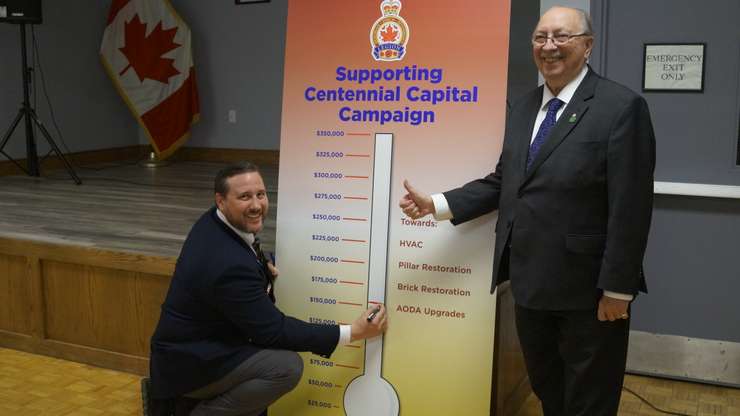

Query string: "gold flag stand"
[138, 149, 170, 168]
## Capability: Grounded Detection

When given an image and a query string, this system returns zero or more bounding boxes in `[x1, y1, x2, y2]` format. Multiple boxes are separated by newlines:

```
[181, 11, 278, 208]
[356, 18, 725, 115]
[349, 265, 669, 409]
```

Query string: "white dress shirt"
[431, 66, 632, 301]
[216, 208, 352, 344]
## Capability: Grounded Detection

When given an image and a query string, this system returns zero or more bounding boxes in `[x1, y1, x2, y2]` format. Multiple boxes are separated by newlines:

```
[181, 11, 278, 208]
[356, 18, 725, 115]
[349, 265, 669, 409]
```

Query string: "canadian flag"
[100, 0, 199, 159]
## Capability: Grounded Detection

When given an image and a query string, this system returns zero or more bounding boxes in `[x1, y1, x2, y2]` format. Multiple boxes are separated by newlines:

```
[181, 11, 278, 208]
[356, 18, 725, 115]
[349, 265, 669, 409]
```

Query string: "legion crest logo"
[370, 0, 410, 61]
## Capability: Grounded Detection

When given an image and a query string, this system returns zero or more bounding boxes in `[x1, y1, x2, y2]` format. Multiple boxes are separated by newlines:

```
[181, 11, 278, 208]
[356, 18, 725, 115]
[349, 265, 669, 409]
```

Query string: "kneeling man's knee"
[286, 351, 303, 388]
[275, 350, 303, 390]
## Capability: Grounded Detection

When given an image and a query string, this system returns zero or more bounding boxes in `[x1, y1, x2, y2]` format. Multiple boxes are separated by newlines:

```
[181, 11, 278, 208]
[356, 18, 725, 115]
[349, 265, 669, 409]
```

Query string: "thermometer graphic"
[343, 133, 399, 415]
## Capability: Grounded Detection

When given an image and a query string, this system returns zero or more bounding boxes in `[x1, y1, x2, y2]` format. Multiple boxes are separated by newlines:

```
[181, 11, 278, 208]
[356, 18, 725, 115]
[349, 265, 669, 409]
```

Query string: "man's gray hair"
[573, 7, 593, 35]
[546, 6, 594, 35]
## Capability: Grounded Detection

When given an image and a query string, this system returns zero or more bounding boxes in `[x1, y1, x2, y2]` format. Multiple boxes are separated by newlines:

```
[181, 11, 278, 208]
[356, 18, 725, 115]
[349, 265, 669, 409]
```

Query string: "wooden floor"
[0, 347, 736, 416]
[0, 347, 140, 415]
[0, 161, 279, 256]
[514, 374, 740, 416]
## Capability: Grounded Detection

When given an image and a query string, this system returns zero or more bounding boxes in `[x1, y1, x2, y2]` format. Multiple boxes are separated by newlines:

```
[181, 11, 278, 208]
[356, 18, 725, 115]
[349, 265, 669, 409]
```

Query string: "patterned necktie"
[527, 98, 564, 171]
[252, 237, 269, 267]
[252, 237, 275, 300]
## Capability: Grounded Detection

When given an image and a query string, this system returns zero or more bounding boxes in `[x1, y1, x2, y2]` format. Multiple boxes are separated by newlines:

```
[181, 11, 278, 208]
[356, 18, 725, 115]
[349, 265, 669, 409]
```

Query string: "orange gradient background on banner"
[274, 1, 510, 414]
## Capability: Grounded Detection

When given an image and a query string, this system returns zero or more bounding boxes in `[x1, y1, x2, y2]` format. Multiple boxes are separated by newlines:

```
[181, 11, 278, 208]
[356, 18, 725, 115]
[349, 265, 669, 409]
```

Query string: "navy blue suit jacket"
[444, 69, 655, 310]
[150, 207, 339, 399]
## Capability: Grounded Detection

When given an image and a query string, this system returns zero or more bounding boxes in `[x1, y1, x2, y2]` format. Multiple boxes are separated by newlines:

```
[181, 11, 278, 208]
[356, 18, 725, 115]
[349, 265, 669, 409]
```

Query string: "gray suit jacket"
[444, 68, 655, 310]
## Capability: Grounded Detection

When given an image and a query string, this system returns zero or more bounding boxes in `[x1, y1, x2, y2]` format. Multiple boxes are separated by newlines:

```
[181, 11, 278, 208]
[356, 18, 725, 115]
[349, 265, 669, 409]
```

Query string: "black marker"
[367, 305, 382, 322]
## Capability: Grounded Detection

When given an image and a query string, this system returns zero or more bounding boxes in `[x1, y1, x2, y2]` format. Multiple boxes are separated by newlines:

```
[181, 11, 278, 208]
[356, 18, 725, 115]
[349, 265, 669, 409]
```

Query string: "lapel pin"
[568, 113, 577, 123]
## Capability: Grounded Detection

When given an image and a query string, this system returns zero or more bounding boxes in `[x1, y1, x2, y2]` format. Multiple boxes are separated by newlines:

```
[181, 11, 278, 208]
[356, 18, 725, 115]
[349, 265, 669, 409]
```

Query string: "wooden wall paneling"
[0, 253, 33, 335]
[42, 260, 147, 357]
[0, 237, 176, 276]
[26, 256, 46, 339]
[0, 238, 174, 375]
[42, 261, 96, 348]
[87, 265, 145, 357]
[134, 272, 171, 356]
[0, 332, 150, 376]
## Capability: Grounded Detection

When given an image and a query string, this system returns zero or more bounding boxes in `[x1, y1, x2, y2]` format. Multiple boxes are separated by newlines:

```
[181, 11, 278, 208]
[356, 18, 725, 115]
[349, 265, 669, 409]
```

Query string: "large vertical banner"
[275, 1, 510, 414]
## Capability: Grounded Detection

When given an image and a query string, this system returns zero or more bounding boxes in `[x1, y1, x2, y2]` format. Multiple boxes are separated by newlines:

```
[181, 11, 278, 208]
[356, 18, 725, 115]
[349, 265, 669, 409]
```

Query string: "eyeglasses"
[532, 33, 591, 46]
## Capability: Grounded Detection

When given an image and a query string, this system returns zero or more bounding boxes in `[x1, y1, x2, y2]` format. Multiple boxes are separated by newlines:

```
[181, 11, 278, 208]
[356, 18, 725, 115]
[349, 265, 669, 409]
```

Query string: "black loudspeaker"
[0, 0, 42, 24]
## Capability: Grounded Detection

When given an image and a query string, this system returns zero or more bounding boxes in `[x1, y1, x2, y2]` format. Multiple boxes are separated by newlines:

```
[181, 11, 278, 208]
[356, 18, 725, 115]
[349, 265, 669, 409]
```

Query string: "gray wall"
[0, 1, 136, 160]
[0, 0, 291, 156]
[591, 0, 740, 343]
[167, 0, 289, 150]
[591, 0, 740, 187]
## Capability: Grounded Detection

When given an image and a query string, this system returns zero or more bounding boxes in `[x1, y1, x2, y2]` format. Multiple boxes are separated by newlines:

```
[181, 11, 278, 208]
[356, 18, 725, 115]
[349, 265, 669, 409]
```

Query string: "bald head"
[553, 6, 592, 34]
[532, 6, 594, 94]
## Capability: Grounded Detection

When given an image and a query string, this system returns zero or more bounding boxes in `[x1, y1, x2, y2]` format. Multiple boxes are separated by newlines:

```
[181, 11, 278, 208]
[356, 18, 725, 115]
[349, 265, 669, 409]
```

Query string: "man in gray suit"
[400, 7, 655, 415]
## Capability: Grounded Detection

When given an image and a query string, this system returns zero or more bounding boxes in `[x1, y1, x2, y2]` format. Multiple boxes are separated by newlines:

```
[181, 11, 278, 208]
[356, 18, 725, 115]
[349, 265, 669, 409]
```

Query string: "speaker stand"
[0, 23, 81, 184]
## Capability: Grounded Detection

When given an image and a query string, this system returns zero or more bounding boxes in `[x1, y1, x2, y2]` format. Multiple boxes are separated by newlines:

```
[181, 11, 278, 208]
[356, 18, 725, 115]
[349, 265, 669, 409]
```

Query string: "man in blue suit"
[149, 162, 387, 416]
[400, 7, 655, 416]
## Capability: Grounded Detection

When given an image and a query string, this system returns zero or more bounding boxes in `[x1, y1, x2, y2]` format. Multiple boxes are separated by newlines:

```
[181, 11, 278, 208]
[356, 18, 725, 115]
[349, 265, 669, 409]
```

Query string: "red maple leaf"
[380, 24, 399, 42]
[118, 14, 181, 84]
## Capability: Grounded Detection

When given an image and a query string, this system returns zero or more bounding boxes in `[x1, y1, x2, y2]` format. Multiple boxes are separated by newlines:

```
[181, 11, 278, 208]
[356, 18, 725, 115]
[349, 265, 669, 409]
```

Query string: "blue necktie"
[527, 98, 564, 171]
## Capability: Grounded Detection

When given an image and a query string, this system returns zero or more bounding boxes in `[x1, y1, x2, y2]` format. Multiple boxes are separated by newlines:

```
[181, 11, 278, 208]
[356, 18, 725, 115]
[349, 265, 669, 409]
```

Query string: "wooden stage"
[0, 161, 278, 375]
[0, 159, 529, 415]
[0, 161, 279, 256]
